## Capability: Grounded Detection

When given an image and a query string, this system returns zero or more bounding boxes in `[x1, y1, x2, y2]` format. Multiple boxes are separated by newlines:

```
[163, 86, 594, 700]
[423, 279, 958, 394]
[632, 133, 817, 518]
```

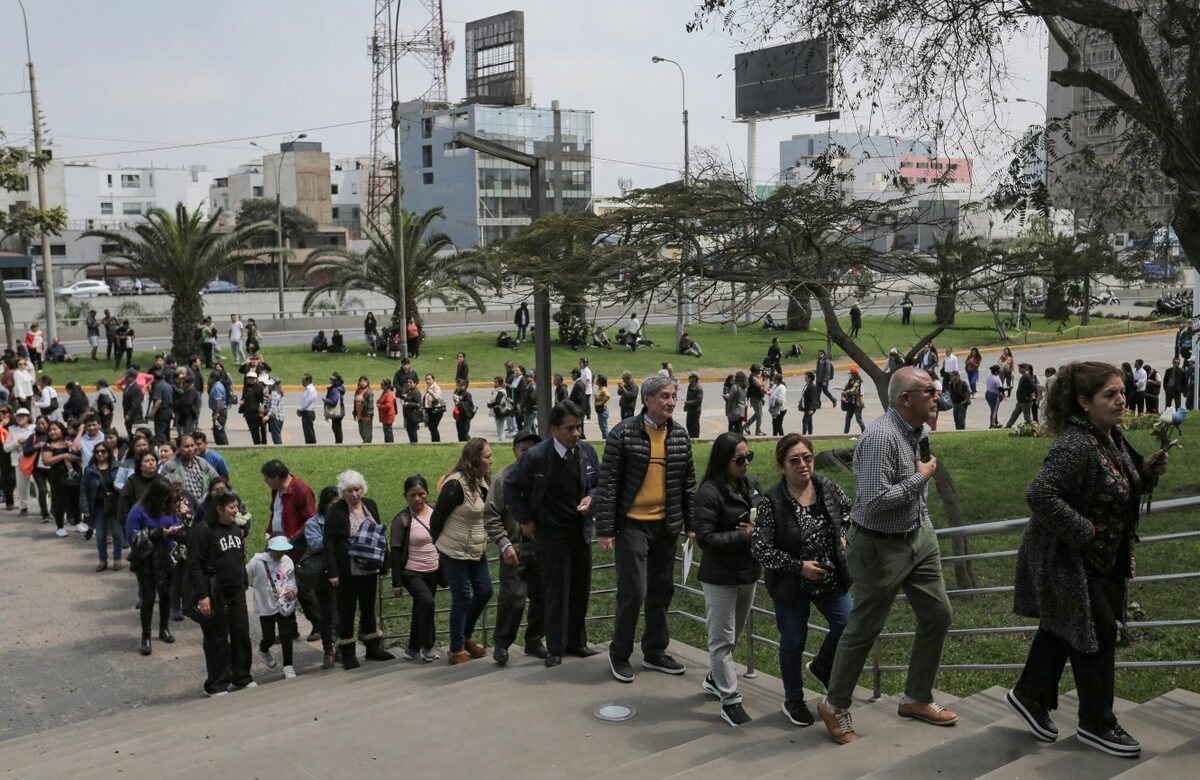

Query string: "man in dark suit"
[505, 401, 601, 667]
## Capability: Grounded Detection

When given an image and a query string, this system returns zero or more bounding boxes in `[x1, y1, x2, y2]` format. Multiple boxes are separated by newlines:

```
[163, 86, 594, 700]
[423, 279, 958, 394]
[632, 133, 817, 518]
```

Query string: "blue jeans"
[268, 417, 283, 444]
[773, 587, 852, 703]
[966, 368, 979, 394]
[92, 506, 124, 563]
[802, 410, 815, 435]
[596, 406, 610, 439]
[440, 554, 494, 652]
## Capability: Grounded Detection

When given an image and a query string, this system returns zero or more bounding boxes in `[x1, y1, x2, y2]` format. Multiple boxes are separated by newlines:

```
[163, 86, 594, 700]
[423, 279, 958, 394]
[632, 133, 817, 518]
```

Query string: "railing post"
[744, 608, 758, 678]
[871, 636, 883, 701]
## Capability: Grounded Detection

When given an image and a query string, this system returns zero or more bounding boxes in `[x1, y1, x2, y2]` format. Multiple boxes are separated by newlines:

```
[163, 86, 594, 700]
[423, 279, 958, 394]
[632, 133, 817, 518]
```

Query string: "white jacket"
[4, 423, 35, 466]
[244, 552, 297, 617]
[12, 370, 34, 400]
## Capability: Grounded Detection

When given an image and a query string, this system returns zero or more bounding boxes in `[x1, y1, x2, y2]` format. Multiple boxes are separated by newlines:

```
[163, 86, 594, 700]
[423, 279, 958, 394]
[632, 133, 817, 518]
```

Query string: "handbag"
[937, 390, 953, 412]
[348, 518, 387, 572]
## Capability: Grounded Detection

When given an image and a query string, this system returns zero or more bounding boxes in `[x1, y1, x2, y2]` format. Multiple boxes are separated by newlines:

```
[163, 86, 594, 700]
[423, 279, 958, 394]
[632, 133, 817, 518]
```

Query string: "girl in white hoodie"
[246, 535, 299, 678]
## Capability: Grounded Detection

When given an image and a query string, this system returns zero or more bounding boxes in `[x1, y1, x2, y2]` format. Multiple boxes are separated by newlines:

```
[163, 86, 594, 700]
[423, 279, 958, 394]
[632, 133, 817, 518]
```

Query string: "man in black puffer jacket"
[595, 374, 696, 684]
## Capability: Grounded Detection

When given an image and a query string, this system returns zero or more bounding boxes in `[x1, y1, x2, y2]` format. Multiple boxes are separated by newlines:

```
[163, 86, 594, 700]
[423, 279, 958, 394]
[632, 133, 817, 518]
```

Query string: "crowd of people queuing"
[2, 345, 1172, 758]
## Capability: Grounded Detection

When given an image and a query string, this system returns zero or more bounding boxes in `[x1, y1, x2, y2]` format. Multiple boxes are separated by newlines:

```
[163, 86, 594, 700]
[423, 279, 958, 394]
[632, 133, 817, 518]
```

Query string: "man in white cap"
[3, 409, 36, 514]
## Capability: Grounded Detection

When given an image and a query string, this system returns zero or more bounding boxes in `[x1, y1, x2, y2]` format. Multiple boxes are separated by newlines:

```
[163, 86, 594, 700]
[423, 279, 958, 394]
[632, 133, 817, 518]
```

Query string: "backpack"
[348, 518, 387, 572]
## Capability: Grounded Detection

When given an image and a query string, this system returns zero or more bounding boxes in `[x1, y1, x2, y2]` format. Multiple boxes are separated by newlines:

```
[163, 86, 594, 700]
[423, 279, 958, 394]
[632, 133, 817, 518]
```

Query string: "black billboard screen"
[734, 39, 831, 119]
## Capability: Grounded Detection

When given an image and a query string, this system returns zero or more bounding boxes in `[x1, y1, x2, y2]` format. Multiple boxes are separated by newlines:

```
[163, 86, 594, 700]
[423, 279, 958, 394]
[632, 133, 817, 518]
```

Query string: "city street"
[192, 330, 1177, 447]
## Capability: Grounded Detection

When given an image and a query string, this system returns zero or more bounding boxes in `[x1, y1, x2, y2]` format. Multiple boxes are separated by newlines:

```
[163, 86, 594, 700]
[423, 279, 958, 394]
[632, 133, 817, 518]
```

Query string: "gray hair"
[640, 374, 678, 402]
[888, 366, 924, 406]
[336, 469, 368, 496]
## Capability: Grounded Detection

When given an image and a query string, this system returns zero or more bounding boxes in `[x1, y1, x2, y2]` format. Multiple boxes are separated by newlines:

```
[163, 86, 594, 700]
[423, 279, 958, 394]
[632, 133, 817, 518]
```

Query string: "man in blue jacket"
[505, 401, 600, 667]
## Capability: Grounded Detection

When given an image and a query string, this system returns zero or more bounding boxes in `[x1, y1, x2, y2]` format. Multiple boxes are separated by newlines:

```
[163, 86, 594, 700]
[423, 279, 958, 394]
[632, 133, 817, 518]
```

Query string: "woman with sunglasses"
[694, 432, 764, 727]
[752, 433, 853, 728]
[82, 442, 123, 571]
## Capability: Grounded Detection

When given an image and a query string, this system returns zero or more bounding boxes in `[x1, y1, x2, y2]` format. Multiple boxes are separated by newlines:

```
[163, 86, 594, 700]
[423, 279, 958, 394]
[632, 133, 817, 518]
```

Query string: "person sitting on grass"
[787, 342, 804, 359]
[311, 331, 328, 353]
[496, 331, 518, 350]
[45, 337, 77, 363]
[679, 332, 703, 357]
[592, 327, 612, 350]
[616, 328, 636, 351]
[329, 330, 347, 354]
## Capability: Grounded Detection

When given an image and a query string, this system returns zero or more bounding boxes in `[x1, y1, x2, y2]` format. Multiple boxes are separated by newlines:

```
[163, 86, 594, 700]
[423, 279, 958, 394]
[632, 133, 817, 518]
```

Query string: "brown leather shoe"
[448, 649, 472, 665]
[463, 638, 487, 658]
[95, 562, 108, 572]
[897, 700, 959, 726]
[817, 699, 858, 744]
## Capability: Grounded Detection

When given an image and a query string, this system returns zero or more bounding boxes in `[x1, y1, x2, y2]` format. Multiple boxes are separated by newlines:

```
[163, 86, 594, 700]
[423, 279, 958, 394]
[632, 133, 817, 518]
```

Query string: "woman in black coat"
[694, 432, 763, 727]
[1008, 362, 1168, 758]
[752, 433, 852, 728]
[323, 469, 393, 669]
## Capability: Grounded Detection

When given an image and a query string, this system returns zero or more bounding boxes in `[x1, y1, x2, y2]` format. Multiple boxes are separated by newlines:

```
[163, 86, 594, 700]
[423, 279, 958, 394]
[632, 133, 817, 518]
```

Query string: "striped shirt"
[847, 408, 931, 533]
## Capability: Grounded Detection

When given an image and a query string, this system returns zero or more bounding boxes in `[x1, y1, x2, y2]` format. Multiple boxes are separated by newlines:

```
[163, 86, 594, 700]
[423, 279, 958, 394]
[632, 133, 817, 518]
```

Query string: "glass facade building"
[400, 103, 593, 249]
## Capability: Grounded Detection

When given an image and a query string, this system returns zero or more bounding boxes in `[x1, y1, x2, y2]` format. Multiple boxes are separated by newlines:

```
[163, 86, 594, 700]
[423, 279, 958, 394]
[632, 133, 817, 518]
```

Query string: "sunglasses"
[903, 386, 938, 397]
[733, 452, 755, 466]
[785, 454, 815, 466]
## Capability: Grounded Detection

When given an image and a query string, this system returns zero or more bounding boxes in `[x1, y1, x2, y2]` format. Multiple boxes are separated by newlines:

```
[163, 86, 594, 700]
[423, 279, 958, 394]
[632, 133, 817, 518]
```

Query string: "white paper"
[681, 538, 694, 584]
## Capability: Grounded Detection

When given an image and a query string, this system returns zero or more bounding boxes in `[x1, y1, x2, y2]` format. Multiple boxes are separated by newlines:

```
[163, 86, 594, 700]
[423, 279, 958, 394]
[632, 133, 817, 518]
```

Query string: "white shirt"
[769, 383, 787, 411]
[298, 384, 319, 413]
[1133, 367, 1147, 391]
[630, 316, 641, 334]
[229, 320, 244, 342]
[13, 369, 34, 399]
[580, 366, 593, 396]
[943, 353, 960, 374]
[36, 386, 62, 422]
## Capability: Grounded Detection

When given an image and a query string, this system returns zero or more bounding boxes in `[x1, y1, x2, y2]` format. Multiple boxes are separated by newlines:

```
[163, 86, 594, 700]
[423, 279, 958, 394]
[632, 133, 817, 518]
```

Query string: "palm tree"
[301, 204, 496, 331]
[84, 204, 273, 358]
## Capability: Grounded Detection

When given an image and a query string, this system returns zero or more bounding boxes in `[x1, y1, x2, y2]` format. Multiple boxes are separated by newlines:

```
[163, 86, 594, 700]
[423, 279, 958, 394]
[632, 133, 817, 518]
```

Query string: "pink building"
[897, 155, 973, 185]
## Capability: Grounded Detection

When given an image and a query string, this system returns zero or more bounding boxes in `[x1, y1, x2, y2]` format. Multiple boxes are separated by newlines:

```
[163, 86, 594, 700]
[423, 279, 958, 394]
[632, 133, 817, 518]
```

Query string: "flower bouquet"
[1143, 409, 1186, 512]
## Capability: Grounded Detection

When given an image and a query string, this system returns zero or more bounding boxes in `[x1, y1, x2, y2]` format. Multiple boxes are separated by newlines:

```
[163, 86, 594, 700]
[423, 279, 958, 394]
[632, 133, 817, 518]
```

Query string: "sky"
[0, 0, 1050, 198]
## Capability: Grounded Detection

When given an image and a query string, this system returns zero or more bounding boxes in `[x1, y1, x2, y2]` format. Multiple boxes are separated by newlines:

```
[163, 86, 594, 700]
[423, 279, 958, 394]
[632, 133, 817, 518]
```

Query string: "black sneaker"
[1076, 724, 1140, 757]
[1005, 688, 1058, 742]
[701, 673, 721, 698]
[805, 661, 829, 694]
[783, 699, 815, 727]
[609, 653, 635, 683]
[642, 653, 685, 675]
[721, 702, 752, 727]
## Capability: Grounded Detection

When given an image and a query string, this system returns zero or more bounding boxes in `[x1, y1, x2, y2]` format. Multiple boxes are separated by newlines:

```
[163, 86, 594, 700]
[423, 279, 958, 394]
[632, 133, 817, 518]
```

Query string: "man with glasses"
[595, 375, 697, 683]
[818, 366, 956, 744]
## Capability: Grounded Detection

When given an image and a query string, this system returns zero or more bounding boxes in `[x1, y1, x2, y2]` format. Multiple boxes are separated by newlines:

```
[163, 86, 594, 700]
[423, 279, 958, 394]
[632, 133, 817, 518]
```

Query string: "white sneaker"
[75, 523, 88, 533]
[283, 665, 296, 679]
[54, 528, 68, 538]
[259, 650, 277, 669]
[402, 648, 417, 661]
[420, 648, 440, 662]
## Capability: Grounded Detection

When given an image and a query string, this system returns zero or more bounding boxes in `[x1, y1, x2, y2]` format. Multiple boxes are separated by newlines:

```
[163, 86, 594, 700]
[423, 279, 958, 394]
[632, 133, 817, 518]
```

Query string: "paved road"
[193, 331, 1177, 447]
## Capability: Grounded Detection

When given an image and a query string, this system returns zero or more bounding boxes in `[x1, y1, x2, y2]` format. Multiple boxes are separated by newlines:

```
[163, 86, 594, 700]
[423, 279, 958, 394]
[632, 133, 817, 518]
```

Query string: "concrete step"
[1110, 732, 1200, 779]
[973, 691, 1194, 780]
[748, 687, 1004, 780]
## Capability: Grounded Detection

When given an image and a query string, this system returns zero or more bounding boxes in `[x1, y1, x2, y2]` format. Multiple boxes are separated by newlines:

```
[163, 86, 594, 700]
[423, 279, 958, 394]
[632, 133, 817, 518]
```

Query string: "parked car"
[2, 279, 41, 298]
[112, 277, 163, 295]
[202, 279, 242, 294]
[58, 279, 112, 297]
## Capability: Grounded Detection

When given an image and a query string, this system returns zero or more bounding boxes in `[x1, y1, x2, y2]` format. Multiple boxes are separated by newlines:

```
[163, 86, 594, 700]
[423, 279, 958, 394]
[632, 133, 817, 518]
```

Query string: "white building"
[62, 163, 215, 230]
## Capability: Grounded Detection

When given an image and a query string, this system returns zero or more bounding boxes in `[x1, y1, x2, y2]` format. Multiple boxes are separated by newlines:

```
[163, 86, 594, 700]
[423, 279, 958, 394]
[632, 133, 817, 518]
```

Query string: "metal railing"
[377, 494, 1200, 699]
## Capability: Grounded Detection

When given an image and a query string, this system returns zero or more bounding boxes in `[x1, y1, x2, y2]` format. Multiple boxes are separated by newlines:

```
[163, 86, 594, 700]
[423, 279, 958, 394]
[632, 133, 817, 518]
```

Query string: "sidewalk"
[0, 508, 322, 743]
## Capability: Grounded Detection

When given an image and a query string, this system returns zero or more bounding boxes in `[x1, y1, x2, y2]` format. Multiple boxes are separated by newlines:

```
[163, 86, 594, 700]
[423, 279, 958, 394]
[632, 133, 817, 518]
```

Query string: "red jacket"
[268, 476, 317, 562]
[377, 390, 397, 425]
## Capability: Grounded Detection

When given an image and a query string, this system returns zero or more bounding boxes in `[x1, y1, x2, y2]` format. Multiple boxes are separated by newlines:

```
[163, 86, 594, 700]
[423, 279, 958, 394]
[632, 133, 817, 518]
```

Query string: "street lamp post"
[17, 0, 56, 341]
[252, 133, 306, 317]
[652, 56, 690, 347]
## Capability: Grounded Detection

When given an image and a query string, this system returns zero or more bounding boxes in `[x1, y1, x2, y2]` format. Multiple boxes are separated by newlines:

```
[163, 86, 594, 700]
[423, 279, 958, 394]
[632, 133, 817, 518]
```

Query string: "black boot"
[339, 642, 360, 670]
[363, 635, 395, 661]
[139, 637, 152, 656]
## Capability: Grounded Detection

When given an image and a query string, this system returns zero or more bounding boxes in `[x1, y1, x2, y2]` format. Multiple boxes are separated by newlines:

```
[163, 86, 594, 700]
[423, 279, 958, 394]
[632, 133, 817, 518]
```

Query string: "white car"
[58, 280, 112, 297]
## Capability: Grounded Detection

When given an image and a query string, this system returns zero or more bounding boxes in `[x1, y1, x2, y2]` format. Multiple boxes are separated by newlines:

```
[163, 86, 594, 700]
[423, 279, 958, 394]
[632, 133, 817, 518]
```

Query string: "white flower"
[1161, 409, 1176, 424]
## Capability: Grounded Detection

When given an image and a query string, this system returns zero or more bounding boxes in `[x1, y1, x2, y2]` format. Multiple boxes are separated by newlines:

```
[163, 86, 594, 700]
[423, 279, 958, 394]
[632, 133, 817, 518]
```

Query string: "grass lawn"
[222, 427, 1199, 702]
[52, 311, 1171, 389]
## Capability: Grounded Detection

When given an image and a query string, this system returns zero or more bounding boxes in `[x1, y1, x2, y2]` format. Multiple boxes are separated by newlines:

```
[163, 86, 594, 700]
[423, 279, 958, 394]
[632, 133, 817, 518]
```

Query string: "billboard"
[734, 39, 831, 120]
[465, 11, 526, 107]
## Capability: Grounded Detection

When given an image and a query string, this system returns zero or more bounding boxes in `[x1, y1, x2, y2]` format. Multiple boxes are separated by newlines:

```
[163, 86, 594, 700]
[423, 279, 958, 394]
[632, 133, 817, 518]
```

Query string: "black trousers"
[772, 411, 787, 436]
[336, 574, 379, 644]
[329, 417, 343, 444]
[198, 586, 253, 694]
[106, 334, 117, 360]
[298, 563, 335, 651]
[0, 454, 14, 507]
[537, 533, 590, 656]
[154, 413, 173, 443]
[426, 412, 443, 442]
[136, 557, 172, 639]
[201, 342, 213, 367]
[1015, 573, 1124, 732]
[401, 569, 439, 651]
[33, 470, 49, 519]
[610, 520, 677, 662]
[686, 410, 701, 439]
[259, 614, 297, 666]
[300, 410, 316, 444]
[243, 413, 265, 445]
[455, 416, 470, 442]
[211, 409, 229, 446]
[405, 418, 420, 443]
[494, 542, 544, 651]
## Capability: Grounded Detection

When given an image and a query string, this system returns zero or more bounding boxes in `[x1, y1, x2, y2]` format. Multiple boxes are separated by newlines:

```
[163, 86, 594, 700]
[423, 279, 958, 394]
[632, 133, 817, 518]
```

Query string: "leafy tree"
[235, 197, 319, 246]
[899, 234, 1007, 326]
[301, 204, 495, 332]
[0, 131, 67, 350]
[691, 0, 1200, 270]
[84, 204, 273, 359]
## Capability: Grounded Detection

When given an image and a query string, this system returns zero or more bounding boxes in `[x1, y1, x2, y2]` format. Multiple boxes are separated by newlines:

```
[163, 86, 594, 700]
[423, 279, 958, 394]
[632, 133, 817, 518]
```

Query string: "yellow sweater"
[626, 424, 667, 521]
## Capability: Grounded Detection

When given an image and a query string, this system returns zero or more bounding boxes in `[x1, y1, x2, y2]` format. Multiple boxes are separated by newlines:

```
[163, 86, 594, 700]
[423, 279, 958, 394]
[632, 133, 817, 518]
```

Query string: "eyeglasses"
[903, 386, 938, 397]
[785, 454, 814, 466]
[733, 452, 755, 466]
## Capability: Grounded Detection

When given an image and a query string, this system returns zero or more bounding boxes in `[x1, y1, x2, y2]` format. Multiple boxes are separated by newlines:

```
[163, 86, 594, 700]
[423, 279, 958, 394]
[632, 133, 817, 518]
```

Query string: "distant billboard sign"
[734, 39, 831, 120]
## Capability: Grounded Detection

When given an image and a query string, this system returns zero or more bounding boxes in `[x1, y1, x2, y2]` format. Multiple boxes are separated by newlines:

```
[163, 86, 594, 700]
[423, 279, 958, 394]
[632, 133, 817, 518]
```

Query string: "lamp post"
[252, 133, 306, 316]
[17, 0, 55, 341]
[652, 55, 690, 347]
